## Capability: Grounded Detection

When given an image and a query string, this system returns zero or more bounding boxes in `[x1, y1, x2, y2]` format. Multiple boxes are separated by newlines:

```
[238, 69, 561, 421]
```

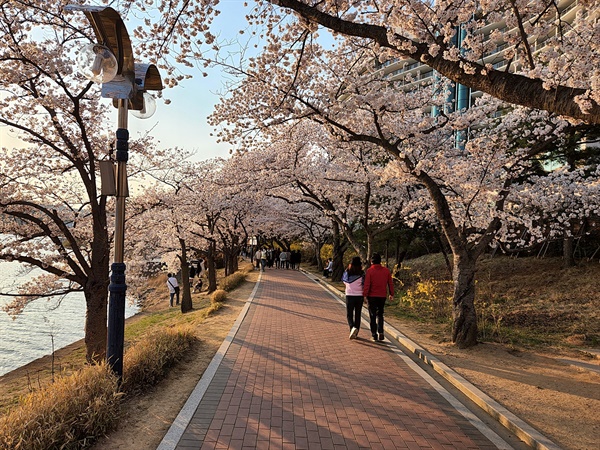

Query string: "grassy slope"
[388, 254, 600, 349]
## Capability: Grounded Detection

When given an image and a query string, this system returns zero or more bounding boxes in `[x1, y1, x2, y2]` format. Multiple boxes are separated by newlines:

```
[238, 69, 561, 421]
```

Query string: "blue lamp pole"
[65, 5, 163, 379]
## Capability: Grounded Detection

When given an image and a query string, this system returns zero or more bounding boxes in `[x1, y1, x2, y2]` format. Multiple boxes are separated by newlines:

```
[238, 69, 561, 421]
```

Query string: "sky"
[126, 0, 255, 162]
[0, 1, 257, 163]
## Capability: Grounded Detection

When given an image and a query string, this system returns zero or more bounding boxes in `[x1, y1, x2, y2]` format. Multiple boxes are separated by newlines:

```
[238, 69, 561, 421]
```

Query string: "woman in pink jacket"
[342, 257, 365, 340]
[363, 253, 394, 342]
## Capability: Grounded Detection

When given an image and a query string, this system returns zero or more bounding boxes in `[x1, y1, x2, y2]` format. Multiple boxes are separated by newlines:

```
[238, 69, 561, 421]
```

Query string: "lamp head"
[76, 43, 118, 83]
[130, 92, 157, 119]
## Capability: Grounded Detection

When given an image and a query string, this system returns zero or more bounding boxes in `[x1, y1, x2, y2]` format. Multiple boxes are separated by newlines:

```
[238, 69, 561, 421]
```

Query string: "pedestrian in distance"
[259, 248, 268, 272]
[193, 257, 206, 293]
[363, 253, 394, 342]
[254, 248, 261, 270]
[323, 258, 333, 277]
[166, 273, 180, 307]
[188, 262, 196, 287]
[343, 256, 365, 340]
[279, 250, 288, 269]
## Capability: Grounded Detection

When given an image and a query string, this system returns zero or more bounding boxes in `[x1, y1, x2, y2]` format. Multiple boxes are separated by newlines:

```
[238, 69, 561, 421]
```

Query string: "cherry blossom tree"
[504, 164, 600, 266]
[0, 2, 179, 361]
[257, 198, 331, 268]
[129, 157, 261, 298]
[226, 121, 419, 279]
[126, 158, 216, 312]
[209, 29, 596, 347]
[109, 0, 600, 123]
[0, 4, 129, 362]
[127, 186, 195, 313]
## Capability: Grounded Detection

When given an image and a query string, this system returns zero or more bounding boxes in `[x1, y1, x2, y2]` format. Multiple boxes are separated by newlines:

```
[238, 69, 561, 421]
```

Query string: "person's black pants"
[367, 297, 386, 336]
[346, 296, 364, 330]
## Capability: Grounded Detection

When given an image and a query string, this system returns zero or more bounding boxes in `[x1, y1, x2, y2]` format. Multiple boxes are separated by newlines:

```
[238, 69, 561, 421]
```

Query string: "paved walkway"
[158, 269, 514, 450]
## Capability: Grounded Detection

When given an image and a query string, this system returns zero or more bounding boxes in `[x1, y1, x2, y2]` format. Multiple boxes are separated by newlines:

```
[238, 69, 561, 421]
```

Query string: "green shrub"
[0, 363, 120, 450]
[210, 289, 228, 304]
[121, 326, 197, 394]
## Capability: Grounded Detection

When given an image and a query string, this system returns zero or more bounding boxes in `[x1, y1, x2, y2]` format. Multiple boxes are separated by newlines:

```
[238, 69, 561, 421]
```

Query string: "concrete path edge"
[156, 273, 263, 450]
[307, 272, 562, 450]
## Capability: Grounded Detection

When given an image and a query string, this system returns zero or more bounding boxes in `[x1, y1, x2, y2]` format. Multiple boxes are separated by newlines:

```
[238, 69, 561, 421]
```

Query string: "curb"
[307, 272, 562, 450]
[156, 272, 263, 450]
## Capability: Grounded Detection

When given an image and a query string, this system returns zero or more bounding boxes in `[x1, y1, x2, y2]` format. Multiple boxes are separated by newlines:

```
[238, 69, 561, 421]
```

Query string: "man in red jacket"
[363, 253, 394, 342]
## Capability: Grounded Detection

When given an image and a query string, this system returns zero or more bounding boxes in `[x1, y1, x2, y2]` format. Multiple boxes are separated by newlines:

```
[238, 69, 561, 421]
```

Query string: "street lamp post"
[65, 5, 163, 379]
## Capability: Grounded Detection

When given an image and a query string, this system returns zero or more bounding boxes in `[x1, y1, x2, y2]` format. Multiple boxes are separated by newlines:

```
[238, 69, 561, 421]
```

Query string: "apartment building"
[373, 0, 581, 114]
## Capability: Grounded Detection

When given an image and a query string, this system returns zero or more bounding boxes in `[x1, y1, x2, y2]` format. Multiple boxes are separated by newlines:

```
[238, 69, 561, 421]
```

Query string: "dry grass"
[210, 289, 228, 305]
[0, 264, 254, 448]
[218, 263, 254, 292]
[0, 327, 198, 449]
[389, 254, 600, 348]
[121, 326, 197, 395]
[0, 363, 120, 450]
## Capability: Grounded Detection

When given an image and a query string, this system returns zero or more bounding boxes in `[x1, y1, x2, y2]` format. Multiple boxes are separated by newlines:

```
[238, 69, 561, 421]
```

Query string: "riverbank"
[0, 271, 189, 412]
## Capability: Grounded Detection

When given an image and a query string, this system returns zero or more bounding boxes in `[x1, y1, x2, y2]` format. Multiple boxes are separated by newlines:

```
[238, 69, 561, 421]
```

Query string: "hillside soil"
[1, 263, 599, 449]
[386, 317, 599, 450]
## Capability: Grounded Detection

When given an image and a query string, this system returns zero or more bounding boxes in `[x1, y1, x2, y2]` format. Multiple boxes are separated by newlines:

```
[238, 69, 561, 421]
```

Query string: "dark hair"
[167, 273, 172, 278]
[371, 253, 381, 264]
[347, 256, 363, 276]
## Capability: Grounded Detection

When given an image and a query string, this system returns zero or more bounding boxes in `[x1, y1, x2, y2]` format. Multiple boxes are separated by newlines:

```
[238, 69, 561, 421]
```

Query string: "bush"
[210, 289, 228, 304]
[121, 326, 197, 394]
[402, 279, 453, 321]
[218, 272, 246, 292]
[0, 363, 120, 450]
[239, 262, 255, 274]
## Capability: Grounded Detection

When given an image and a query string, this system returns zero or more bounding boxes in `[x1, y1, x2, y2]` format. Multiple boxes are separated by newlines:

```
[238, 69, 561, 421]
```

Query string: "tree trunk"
[84, 216, 111, 363]
[433, 228, 453, 278]
[224, 247, 238, 275]
[563, 231, 575, 269]
[206, 241, 218, 293]
[385, 239, 389, 266]
[451, 253, 478, 349]
[84, 278, 108, 363]
[331, 221, 345, 282]
[223, 249, 233, 276]
[232, 247, 240, 272]
[314, 239, 322, 269]
[179, 238, 193, 313]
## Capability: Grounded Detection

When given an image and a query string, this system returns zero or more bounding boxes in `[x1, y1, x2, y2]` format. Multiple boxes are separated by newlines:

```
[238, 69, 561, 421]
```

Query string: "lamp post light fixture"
[65, 5, 163, 379]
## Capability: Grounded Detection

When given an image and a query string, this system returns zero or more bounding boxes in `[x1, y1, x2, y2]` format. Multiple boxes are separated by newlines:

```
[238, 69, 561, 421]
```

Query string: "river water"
[0, 260, 138, 377]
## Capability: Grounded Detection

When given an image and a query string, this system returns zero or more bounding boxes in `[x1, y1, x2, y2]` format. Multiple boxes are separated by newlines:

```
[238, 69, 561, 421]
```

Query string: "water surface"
[0, 260, 138, 376]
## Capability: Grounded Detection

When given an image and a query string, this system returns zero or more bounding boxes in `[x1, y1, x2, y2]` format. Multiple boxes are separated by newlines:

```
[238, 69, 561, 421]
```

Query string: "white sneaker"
[349, 327, 359, 339]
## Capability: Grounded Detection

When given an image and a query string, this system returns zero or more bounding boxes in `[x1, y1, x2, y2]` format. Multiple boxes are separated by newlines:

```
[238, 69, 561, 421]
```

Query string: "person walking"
[254, 248, 261, 270]
[363, 253, 394, 342]
[279, 250, 288, 269]
[166, 273, 180, 307]
[342, 256, 365, 340]
[259, 248, 268, 271]
[193, 257, 206, 293]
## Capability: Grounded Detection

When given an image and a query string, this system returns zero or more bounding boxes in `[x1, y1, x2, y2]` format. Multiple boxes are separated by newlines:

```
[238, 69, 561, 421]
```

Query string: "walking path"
[157, 269, 534, 450]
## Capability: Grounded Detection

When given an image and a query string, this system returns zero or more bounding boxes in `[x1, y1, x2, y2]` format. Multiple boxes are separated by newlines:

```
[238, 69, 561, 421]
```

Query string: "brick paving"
[173, 269, 501, 449]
